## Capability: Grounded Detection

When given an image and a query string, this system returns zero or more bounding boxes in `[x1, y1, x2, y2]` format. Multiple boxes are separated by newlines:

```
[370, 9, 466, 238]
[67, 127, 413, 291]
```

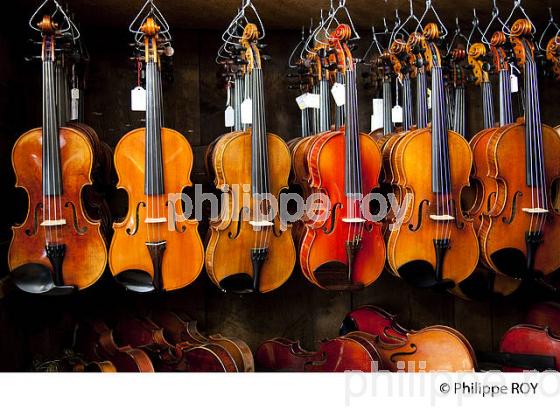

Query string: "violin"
[339, 305, 408, 343]
[74, 319, 155, 372]
[109, 18, 204, 292]
[370, 50, 396, 146]
[499, 325, 560, 371]
[449, 48, 468, 137]
[9, 15, 107, 295]
[526, 302, 560, 335]
[298, 24, 385, 290]
[205, 23, 296, 293]
[479, 20, 560, 281]
[255, 338, 323, 371]
[545, 35, 560, 81]
[387, 23, 479, 292]
[463, 34, 522, 298]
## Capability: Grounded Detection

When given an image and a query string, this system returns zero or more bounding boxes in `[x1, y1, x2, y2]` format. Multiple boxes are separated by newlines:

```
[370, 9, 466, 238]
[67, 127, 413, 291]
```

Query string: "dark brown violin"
[9, 15, 107, 295]
[255, 338, 323, 371]
[526, 302, 560, 335]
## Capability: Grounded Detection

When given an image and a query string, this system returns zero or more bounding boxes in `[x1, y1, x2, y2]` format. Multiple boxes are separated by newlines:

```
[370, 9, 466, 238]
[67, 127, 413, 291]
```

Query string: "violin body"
[110, 127, 204, 291]
[388, 128, 479, 289]
[339, 305, 408, 343]
[9, 127, 107, 292]
[256, 338, 323, 371]
[500, 325, 560, 371]
[300, 130, 385, 290]
[206, 130, 296, 293]
[479, 122, 560, 278]
[526, 302, 560, 335]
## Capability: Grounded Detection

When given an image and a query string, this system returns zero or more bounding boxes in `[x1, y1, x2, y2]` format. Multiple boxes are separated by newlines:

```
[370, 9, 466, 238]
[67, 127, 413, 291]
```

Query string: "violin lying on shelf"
[9, 15, 108, 295]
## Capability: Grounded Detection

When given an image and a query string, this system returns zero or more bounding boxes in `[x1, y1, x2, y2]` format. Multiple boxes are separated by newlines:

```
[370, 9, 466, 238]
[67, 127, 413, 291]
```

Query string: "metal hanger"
[481, 0, 506, 45]
[29, 0, 74, 37]
[447, 17, 469, 55]
[392, 0, 422, 41]
[538, 8, 560, 51]
[501, 0, 536, 36]
[129, 0, 172, 47]
[415, 0, 448, 39]
[466, 9, 488, 50]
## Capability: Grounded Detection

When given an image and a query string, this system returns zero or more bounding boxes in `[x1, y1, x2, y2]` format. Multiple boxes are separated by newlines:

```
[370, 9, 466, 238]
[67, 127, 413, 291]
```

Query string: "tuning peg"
[261, 55, 272, 61]
[257, 43, 267, 49]
[24, 55, 41, 62]
[482, 62, 494, 72]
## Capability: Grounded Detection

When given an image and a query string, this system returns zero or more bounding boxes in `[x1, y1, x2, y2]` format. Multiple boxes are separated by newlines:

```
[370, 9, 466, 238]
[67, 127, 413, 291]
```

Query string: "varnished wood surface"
[9, 127, 107, 289]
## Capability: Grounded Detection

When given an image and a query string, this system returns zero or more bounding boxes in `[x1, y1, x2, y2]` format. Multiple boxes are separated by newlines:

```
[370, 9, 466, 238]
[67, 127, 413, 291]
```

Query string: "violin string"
[156, 52, 163, 244]
[44, 46, 52, 246]
[260, 65, 271, 252]
[52, 50, 63, 247]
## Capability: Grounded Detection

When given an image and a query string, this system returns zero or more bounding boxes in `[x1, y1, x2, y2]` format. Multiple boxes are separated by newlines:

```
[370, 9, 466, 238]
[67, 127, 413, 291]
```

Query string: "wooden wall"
[1, 26, 559, 370]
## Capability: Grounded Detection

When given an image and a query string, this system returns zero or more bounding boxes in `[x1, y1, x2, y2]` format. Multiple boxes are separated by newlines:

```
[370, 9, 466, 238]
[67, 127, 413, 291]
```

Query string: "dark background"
[0, 0, 559, 370]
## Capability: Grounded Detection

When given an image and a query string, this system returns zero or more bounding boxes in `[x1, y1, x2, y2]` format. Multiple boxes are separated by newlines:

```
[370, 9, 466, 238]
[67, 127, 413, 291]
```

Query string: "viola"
[255, 338, 323, 371]
[109, 18, 204, 292]
[298, 24, 385, 290]
[9, 15, 107, 295]
[387, 23, 479, 292]
[499, 325, 560, 371]
[205, 23, 296, 293]
[479, 20, 560, 281]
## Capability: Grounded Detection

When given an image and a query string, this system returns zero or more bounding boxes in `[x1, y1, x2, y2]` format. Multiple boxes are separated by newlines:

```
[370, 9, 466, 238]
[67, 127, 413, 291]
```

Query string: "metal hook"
[467, 9, 487, 50]
[538, 8, 560, 51]
[447, 18, 468, 55]
[415, 0, 448, 39]
[501, 0, 536, 36]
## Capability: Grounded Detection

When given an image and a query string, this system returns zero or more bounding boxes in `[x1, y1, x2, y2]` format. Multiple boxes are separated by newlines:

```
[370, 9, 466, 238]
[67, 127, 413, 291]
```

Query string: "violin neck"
[251, 67, 270, 196]
[335, 71, 345, 130]
[524, 58, 545, 189]
[382, 78, 393, 135]
[318, 78, 330, 133]
[402, 75, 413, 132]
[498, 69, 514, 127]
[481, 81, 495, 130]
[431, 65, 451, 194]
[144, 60, 165, 196]
[344, 68, 362, 197]
[42, 47, 63, 197]
[55, 61, 69, 126]
[416, 70, 428, 129]
[452, 83, 466, 137]
[233, 76, 243, 132]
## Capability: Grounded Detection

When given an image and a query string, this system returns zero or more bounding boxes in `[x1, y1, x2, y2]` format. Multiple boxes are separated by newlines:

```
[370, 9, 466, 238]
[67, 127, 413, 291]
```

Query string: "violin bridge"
[429, 214, 455, 221]
[341, 217, 366, 223]
[522, 208, 549, 214]
[249, 220, 274, 227]
[40, 219, 67, 227]
[144, 217, 167, 224]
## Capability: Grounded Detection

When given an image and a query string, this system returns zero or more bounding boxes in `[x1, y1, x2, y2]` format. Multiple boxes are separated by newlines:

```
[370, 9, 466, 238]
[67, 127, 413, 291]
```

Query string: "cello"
[109, 17, 204, 292]
[9, 15, 107, 295]
[299, 24, 385, 290]
[479, 19, 560, 280]
[387, 23, 479, 292]
[205, 23, 295, 293]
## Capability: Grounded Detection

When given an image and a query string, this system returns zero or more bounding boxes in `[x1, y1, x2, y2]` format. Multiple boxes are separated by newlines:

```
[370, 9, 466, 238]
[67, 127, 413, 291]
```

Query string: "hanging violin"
[387, 23, 479, 292]
[9, 15, 107, 295]
[479, 19, 560, 281]
[109, 17, 204, 292]
[299, 24, 385, 290]
[206, 23, 295, 293]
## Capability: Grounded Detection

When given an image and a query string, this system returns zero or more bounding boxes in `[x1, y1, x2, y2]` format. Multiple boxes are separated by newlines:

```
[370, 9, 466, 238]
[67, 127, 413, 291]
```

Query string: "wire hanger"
[501, 0, 536, 36]
[129, 0, 172, 46]
[447, 17, 469, 54]
[538, 8, 559, 51]
[481, 0, 506, 45]
[388, 9, 408, 44]
[29, 0, 74, 37]
[222, 0, 266, 43]
[466, 9, 488, 50]
[288, 25, 308, 68]
[393, 0, 422, 41]
[315, 0, 360, 47]
[415, 0, 449, 39]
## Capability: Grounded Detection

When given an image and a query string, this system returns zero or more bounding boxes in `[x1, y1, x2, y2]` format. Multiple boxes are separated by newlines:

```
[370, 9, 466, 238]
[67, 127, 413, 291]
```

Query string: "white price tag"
[511, 74, 519, 93]
[392, 105, 403, 123]
[225, 106, 234, 127]
[70, 88, 80, 121]
[427, 88, 432, 110]
[241, 98, 252, 124]
[71, 88, 80, 100]
[306, 93, 320, 108]
[131, 86, 146, 111]
[296, 94, 307, 110]
[370, 99, 384, 132]
[331, 83, 345, 106]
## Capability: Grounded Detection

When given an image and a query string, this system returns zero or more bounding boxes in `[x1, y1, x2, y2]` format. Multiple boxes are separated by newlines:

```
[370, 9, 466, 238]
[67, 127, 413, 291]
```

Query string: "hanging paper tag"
[331, 83, 345, 106]
[392, 105, 403, 124]
[427, 88, 432, 110]
[225, 106, 234, 127]
[370, 98, 384, 132]
[306, 93, 320, 108]
[70, 88, 80, 121]
[296, 94, 308, 110]
[510, 74, 519, 93]
[241, 98, 252, 124]
[131, 86, 146, 111]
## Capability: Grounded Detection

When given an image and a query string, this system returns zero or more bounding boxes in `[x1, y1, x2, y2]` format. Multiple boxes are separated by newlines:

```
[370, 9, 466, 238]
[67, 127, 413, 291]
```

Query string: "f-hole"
[322, 203, 343, 234]
[25, 203, 43, 236]
[487, 191, 497, 213]
[389, 343, 418, 363]
[65, 201, 88, 235]
[449, 199, 464, 229]
[502, 191, 523, 224]
[228, 207, 248, 239]
[126, 202, 146, 236]
[408, 199, 430, 232]
[165, 200, 187, 233]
